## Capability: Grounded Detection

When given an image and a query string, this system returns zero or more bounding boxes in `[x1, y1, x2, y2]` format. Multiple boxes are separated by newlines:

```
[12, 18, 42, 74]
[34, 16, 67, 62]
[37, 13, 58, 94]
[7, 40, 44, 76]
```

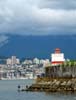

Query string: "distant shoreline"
[0, 77, 36, 80]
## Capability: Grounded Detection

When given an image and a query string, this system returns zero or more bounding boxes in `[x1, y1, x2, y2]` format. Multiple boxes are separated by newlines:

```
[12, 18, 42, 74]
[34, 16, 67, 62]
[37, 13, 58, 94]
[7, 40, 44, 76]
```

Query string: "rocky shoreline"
[21, 78, 76, 93]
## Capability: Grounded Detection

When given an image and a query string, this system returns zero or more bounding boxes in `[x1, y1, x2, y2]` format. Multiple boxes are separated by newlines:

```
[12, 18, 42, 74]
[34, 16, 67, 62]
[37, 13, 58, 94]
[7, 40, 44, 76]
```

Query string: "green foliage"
[60, 60, 76, 67]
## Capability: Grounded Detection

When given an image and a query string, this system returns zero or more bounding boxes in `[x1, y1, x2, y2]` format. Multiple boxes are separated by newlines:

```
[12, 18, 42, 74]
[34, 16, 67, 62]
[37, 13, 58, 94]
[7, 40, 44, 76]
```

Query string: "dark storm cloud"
[0, 0, 76, 36]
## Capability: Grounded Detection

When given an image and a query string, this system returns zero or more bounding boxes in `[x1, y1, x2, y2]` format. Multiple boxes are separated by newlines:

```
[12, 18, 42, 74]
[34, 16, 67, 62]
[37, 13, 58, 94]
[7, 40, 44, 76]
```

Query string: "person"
[26, 85, 28, 89]
[18, 85, 21, 92]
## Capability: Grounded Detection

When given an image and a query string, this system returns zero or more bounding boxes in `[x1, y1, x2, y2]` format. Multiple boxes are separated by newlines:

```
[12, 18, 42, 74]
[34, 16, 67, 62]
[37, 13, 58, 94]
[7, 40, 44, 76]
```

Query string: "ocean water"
[0, 80, 76, 100]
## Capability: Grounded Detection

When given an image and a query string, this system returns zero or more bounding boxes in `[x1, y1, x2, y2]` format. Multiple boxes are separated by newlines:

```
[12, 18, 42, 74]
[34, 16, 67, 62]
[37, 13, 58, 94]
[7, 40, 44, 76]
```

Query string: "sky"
[0, 0, 76, 58]
[0, 0, 76, 36]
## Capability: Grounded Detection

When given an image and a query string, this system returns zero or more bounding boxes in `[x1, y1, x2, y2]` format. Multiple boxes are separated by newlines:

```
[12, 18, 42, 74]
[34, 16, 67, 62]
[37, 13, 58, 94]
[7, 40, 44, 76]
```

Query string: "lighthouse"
[51, 48, 65, 65]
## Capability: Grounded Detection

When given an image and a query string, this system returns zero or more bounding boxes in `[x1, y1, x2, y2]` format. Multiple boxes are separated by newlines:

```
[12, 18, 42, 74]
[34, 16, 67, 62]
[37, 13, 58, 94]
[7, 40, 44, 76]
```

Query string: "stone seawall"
[22, 78, 76, 93]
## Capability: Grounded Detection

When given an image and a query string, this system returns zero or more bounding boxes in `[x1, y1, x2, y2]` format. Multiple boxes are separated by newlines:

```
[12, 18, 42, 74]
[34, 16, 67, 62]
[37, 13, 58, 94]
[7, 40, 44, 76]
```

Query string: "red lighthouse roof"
[55, 48, 61, 53]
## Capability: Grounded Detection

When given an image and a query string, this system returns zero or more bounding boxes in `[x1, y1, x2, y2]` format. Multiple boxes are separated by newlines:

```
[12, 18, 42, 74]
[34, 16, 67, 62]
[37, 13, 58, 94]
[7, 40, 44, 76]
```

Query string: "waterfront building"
[16, 58, 20, 64]
[33, 58, 40, 64]
[43, 59, 50, 67]
[23, 59, 32, 65]
[39, 59, 45, 64]
[7, 58, 11, 65]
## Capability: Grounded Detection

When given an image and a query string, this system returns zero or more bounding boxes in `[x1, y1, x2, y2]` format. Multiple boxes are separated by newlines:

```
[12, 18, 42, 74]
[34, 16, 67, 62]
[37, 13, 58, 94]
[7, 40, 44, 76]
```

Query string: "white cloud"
[0, 0, 76, 35]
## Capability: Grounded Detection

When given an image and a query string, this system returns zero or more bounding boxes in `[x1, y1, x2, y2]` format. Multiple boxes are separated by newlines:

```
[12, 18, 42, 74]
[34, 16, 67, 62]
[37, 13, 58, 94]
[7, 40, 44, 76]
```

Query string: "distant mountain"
[0, 35, 76, 60]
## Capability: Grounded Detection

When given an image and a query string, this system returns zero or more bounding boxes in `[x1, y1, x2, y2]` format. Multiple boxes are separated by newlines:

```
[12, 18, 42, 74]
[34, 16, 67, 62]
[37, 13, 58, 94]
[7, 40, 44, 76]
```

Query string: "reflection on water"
[0, 80, 76, 100]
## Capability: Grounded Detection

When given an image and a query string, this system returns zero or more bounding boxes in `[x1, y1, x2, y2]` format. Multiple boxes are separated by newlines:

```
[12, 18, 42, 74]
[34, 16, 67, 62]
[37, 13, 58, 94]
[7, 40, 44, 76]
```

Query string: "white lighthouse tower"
[51, 48, 65, 65]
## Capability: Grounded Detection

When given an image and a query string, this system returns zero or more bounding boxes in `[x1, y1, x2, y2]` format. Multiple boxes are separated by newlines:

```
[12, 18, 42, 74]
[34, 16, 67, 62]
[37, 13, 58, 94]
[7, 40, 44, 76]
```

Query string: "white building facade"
[51, 48, 65, 65]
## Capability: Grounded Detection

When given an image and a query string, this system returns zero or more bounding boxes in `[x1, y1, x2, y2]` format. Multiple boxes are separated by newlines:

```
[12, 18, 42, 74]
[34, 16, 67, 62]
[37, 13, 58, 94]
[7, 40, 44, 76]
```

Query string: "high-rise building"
[6, 56, 20, 65]
[7, 58, 11, 65]
[11, 56, 16, 65]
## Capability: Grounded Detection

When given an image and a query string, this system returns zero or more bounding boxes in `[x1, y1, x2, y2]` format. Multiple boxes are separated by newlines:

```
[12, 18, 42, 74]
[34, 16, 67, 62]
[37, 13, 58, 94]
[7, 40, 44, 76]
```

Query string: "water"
[0, 80, 76, 100]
